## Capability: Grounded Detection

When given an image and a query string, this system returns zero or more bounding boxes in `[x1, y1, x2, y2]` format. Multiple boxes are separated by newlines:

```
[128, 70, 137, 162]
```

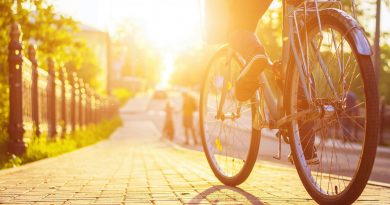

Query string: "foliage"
[0, 0, 101, 86]
[0, 0, 104, 151]
[172, 45, 214, 87]
[255, 0, 390, 104]
[112, 88, 134, 106]
[0, 117, 122, 169]
[112, 20, 161, 86]
[379, 44, 390, 103]
[257, 3, 283, 60]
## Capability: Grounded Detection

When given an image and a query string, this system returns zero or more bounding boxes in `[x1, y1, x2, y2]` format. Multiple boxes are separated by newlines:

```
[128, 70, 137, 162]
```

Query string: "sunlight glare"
[118, 0, 202, 51]
[158, 54, 175, 89]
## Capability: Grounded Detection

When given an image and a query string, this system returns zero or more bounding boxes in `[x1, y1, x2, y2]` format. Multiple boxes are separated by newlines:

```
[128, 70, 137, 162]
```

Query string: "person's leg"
[191, 126, 197, 145]
[229, 0, 273, 101]
[297, 78, 318, 164]
[162, 122, 167, 139]
[184, 127, 189, 145]
[171, 122, 175, 141]
[230, 0, 273, 32]
[168, 121, 173, 141]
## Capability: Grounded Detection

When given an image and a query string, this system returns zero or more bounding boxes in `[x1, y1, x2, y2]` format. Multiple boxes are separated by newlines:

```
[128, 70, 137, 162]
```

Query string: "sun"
[52, 0, 203, 88]
[121, 0, 203, 51]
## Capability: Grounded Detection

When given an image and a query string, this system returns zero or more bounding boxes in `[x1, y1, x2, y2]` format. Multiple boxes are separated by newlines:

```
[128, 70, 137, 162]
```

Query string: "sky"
[48, 0, 390, 77]
[49, 0, 203, 51]
[50, 0, 390, 34]
[48, 0, 390, 88]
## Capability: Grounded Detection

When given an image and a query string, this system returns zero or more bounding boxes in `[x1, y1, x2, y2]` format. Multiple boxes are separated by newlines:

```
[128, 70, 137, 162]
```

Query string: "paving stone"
[0, 118, 388, 205]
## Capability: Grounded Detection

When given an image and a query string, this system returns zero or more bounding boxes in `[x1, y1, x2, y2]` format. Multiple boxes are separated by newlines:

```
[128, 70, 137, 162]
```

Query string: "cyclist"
[204, 0, 318, 164]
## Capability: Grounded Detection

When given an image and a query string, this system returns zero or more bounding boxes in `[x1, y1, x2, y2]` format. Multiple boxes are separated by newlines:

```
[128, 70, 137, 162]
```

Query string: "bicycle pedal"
[287, 153, 294, 164]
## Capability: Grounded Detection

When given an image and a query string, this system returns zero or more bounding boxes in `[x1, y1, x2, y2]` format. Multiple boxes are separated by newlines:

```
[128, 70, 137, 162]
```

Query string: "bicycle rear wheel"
[286, 9, 379, 205]
[199, 45, 261, 186]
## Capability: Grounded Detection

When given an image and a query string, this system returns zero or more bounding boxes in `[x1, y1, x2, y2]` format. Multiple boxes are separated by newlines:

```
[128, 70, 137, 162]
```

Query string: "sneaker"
[235, 55, 271, 101]
[288, 151, 319, 165]
[306, 153, 320, 165]
[228, 31, 271, 102]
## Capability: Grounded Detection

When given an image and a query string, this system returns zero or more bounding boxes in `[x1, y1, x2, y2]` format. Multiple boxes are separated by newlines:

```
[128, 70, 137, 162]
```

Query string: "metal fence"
[7, 23, 119, 155]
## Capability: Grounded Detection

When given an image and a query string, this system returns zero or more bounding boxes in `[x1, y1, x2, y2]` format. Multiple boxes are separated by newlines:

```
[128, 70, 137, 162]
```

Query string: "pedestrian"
[182, 92, 198, 145]
[163, 101, 175, 141]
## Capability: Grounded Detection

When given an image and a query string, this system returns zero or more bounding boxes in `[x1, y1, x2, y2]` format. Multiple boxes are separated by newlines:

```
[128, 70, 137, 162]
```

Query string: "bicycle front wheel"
[286, 9, 379, 205]
[199, 45, 261, 186]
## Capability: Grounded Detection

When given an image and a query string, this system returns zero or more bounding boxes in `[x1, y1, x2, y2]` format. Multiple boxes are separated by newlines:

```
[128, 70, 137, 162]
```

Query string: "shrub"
[0, 117, 122, 169]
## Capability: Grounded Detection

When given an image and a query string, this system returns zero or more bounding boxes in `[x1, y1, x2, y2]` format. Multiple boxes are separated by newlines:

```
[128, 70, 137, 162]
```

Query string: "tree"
[0, 0, 101, 87]
[0, 0, 104, 152]
[374, 0, 381, 80]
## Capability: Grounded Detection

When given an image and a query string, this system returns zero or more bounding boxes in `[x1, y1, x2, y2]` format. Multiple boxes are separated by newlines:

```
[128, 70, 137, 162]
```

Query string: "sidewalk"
[120, 93, 152, 114]
[0, 116, 389, 204]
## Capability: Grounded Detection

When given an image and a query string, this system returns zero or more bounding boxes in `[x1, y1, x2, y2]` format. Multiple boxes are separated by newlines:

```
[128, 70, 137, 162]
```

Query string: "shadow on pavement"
[188, 185, 264, 205]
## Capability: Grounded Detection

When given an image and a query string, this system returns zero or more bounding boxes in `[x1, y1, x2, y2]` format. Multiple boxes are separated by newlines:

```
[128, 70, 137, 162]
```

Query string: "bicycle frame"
[251, 0, 371, 130]
[215, 0, 372, 130]
[250, 0, 320, 130]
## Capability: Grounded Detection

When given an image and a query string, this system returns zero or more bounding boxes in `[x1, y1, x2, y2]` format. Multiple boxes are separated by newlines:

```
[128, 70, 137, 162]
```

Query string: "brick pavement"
[0, 117, 389, 204]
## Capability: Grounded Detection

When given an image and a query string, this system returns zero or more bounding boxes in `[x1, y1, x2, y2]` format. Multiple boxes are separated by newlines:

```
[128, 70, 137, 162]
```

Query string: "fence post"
[95, 95, 100, 123]
[84, 84, 89, 125]
[96, 95, 99, 124]
[91, 91, 96, 124]
[102, 98, 107, 120]
[74, 73, 80, 130]
[78, 79, 84, 128]
[69, 72, 77, 132]
[47, 58, 56, 139]
[8, 23, 26, 155]
[59, 68, 66, 137]
[28, 43, 40, 137]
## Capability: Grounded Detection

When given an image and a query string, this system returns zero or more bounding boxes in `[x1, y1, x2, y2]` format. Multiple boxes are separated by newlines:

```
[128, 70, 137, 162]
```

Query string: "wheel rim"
[201, 51, 255, 178]
[290, 24, 369, 196]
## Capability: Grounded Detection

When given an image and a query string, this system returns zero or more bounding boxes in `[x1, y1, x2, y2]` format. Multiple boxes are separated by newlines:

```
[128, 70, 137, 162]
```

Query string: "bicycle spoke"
[289, 22, 373, 199]
[201, 49, 257, 179]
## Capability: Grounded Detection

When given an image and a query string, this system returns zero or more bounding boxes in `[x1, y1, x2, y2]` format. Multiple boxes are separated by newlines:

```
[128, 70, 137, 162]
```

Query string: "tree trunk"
[374, 0, 381, 81]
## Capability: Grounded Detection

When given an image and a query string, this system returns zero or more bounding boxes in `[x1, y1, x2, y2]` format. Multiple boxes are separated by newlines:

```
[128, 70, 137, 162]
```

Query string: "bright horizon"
[50, 0, 203, 52]
[50, 0, 390, 37]
[49, 0, 390, 87]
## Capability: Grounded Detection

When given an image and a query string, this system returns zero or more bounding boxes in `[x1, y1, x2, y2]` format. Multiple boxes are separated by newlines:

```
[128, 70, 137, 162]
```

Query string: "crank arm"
[275, 107, 322, 128]
[273, 131, 282, 160]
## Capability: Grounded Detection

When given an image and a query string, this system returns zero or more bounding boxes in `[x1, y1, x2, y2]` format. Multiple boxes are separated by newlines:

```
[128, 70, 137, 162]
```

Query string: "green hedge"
[0, 117, 122, 169]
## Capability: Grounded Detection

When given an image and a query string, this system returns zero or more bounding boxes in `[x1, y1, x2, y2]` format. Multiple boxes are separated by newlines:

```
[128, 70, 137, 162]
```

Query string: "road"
[145, 91, 390, 184]
[0, 94, 389, 204]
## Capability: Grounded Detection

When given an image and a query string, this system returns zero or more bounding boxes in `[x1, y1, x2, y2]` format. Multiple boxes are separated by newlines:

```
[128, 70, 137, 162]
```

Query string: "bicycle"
[199, 0, 379, 204]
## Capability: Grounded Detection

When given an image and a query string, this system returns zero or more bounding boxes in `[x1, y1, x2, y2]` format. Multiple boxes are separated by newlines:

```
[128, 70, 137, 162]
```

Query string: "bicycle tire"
[199, 45, 261, 186]
[285, 8, 379, 205]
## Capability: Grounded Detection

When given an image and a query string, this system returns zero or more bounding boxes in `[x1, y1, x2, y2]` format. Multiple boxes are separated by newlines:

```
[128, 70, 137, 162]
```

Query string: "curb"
[260, 129, 390, 158]
[0, 140, 106, 176]
[165, 131, 390, 189]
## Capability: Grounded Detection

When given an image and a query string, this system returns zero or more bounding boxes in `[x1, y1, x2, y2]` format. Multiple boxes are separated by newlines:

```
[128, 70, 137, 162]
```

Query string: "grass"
[0, 117, 122, 169]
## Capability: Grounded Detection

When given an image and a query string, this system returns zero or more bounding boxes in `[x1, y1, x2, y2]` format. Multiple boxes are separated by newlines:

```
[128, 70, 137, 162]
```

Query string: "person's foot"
[228, 31, 271, 102]
[305, 153, 320, 165]
[235, 56, 271, 101]
[288, 150, 319, 165]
